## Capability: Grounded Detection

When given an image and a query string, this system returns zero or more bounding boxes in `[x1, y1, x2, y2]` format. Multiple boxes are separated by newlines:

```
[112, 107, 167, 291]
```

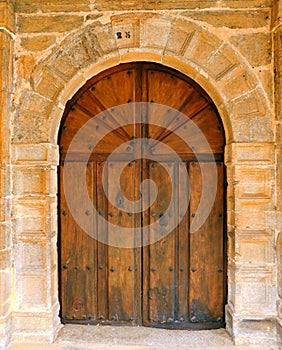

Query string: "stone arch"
[13, 12, 273, 145]
[10, 11, 277, 344]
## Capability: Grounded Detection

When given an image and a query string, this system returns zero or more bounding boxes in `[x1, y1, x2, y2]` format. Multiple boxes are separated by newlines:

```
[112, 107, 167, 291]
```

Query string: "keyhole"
[116, 190, 124, 208]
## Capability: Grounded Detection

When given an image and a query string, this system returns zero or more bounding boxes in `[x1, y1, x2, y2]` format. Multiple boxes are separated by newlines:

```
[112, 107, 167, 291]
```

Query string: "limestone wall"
[0, 0, 281, 347]
[0, 1, 14, 349]
[273, 0, 282, 345]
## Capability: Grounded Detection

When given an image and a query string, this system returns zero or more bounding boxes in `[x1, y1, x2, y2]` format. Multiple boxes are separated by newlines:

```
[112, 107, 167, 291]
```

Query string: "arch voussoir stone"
[19, 12, 272, 146]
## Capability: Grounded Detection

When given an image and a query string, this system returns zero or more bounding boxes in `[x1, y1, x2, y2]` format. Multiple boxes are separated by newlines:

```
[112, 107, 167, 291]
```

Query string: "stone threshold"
[8, 324, 280, 350]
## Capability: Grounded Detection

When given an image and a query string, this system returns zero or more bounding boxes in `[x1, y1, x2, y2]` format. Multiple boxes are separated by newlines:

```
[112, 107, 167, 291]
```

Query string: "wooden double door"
[59, 62, 226, 328]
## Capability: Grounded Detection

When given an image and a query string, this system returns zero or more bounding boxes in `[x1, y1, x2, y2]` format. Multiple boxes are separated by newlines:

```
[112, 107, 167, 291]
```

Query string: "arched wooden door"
[59, 62, 226, 329]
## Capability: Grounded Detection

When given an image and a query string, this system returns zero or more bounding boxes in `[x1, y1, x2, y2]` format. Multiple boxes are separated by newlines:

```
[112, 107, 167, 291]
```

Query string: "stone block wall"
[275, 0, 282, 344]
[0, 0, 281, 347]
[0, 1, 14, 349]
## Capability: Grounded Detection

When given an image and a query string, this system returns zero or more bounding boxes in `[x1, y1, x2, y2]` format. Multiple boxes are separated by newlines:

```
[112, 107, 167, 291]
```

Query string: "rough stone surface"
[15, 0, 91, 13]
[93, 0, 274, 10]
[183, 10, 271, 28]
[17, 15, 85, 34]
[0, 2, 15, 32]
[231, 33, 272, 67]
[20, 35, 56, 52]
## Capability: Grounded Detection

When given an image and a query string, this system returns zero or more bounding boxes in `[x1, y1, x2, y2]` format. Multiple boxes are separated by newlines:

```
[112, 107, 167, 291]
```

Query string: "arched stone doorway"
[6, 10, 277, 346]
[58, 62, 226, 328]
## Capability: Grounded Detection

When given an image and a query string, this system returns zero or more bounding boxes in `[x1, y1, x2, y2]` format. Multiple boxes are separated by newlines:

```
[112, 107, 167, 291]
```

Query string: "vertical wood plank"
[98, 160, 141, 323]
[60, 162, 96, 321]
[145, 161, 176, 324]
[96, 160, 109, 321]
[189, 162, 224, 322]
[177, 161, 189, 322]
